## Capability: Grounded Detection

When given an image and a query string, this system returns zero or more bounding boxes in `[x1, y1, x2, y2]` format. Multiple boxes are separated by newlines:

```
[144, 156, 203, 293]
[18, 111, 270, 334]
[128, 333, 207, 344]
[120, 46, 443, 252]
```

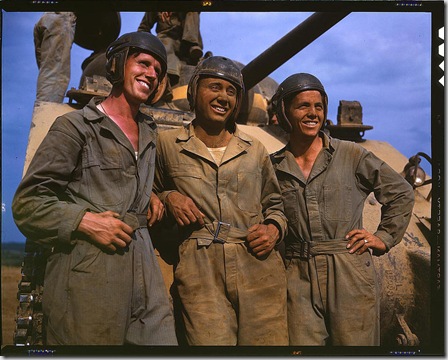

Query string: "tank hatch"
[326, 100, 373, 142]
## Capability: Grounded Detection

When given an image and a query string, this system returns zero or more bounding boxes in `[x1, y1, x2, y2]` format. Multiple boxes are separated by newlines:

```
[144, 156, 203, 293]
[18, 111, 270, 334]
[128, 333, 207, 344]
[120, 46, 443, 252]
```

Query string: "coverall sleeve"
[12, 117, 90, 246]
[137, 12, 158, 33]
[152, 135, 176, 206]
[356, 150, 415, 251]
[260, 147, 288, 242]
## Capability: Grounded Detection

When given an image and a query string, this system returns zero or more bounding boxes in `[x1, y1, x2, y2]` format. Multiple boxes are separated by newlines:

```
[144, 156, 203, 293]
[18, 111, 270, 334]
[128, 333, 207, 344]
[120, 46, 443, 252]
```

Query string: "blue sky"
[1, 10, 434, 244]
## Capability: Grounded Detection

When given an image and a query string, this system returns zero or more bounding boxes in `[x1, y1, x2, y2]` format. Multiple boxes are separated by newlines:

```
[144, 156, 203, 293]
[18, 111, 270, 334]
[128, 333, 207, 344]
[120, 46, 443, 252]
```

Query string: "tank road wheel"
[13, 242, 47, 346]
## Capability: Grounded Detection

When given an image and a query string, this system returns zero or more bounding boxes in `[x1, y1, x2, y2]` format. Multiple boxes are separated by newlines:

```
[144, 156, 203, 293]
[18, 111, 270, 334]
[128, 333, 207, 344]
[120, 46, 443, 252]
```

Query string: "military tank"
[13, 11, 433, 350]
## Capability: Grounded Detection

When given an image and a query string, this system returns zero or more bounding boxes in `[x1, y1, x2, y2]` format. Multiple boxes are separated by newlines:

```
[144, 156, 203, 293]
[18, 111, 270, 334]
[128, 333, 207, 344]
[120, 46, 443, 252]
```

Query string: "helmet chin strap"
[279, 101, 293, 134]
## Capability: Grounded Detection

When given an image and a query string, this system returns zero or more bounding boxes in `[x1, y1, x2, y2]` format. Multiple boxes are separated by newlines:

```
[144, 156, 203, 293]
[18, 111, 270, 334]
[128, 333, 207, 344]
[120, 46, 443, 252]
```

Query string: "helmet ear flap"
[187, 74, 199, 111]
[278, 100, 293, 133]
[105, 48, 128, 85]
[272, 89, 292, 133]
[105, 55, 116, 79]
[145, 73, 168, 105]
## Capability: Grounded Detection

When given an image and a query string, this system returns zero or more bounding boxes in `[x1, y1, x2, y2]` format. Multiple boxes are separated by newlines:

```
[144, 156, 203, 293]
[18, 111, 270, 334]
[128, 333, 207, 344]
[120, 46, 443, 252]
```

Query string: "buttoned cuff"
[58, 204, 90, 245]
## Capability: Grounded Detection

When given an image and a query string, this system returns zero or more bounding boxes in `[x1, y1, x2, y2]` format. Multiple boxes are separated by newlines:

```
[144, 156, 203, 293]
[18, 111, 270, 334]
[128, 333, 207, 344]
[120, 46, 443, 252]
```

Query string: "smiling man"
[270, 73, 414, 346]
[12, 32, 177, 345]
[153, 56, 288, 345]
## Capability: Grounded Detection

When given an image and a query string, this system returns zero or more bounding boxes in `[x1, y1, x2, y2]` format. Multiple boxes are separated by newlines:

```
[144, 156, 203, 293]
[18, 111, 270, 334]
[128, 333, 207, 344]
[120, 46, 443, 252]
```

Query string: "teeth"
[213, 105, 226, 113]
[138, 80, 149, 89]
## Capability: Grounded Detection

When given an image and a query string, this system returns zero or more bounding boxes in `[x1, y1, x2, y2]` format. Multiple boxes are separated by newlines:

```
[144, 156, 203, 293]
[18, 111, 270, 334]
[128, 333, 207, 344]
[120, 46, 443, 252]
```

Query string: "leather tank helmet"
[271, 73, 328, 133]
[187, 56, 245, 128]
[105, 31, 168, 87]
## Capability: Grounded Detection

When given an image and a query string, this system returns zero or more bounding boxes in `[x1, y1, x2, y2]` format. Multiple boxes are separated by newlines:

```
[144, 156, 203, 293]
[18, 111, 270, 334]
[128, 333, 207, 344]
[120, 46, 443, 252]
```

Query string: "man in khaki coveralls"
[153, 56, 288, 345]
[270, 73, 414, 346]
[12, 32, 177, 345]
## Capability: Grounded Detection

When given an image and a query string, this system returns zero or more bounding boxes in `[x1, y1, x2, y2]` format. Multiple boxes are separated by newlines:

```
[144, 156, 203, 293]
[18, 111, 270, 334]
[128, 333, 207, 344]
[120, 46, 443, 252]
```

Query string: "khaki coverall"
[12, 98, 177, 345]
[271, 132, 414, 346]
[154, 123, 288, 345]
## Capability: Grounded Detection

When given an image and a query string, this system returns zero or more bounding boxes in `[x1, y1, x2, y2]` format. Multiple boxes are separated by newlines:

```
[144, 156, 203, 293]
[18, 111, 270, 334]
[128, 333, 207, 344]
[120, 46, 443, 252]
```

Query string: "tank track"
[13, 241, 47, 346]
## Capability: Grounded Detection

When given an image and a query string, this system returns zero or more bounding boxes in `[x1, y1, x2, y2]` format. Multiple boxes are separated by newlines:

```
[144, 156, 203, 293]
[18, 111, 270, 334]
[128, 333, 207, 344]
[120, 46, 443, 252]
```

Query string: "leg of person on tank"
[180, 12, 203, 65]
[34, 12, 76, 103]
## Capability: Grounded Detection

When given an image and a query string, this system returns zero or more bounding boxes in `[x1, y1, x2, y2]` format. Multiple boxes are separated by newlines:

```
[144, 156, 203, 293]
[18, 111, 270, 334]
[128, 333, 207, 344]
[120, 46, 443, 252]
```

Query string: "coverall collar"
[82, 97, 157, 159]
[177, 122, 253, 166]
[273, 131, 335, 184]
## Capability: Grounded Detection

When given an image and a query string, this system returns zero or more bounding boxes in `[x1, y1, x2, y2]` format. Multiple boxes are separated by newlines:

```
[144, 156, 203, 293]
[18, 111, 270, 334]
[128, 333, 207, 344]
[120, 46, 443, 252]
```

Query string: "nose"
[216, 89, 230, 105]
[144, 66, 158, 82]
[307, 106, 318, 118]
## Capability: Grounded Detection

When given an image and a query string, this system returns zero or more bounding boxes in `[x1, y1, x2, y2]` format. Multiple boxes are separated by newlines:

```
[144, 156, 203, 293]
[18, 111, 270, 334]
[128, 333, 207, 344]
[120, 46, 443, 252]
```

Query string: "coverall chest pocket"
[323, 184, 352, 221]
[237, 171, 261, 213]
[169, 166, 204, 209]
[81, 143, 125, 207]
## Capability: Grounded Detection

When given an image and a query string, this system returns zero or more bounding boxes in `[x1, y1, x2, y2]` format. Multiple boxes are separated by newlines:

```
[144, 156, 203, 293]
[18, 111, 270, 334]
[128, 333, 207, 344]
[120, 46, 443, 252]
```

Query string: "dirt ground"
[1, 266, 21, 346]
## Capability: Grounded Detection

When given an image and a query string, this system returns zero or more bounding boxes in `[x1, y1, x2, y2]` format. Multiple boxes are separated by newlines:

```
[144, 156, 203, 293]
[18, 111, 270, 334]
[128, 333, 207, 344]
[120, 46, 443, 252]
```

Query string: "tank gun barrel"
[241, 12, 350, 90]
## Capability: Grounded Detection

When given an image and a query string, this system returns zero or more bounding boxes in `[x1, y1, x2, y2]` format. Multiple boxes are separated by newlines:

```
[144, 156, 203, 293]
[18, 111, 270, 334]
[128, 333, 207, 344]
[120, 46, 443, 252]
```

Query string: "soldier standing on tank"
[12, 32, 178, 345]
[270, 73, 415, 346]
[153, 56, 289, 345]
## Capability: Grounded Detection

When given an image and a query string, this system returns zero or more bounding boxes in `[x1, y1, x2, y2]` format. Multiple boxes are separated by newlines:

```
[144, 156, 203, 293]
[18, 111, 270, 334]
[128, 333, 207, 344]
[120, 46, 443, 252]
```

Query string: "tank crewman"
[270, 73, 415, 346]
[138, 12, 203, 102]
[153, 56, 289, 345]
[34, 12, 76, 102]
[12, 32, 178, 345]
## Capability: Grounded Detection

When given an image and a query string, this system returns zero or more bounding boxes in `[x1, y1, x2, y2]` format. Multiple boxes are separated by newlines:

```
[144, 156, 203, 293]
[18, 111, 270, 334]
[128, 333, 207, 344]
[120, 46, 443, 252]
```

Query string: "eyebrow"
[297, 101, 323, 105]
